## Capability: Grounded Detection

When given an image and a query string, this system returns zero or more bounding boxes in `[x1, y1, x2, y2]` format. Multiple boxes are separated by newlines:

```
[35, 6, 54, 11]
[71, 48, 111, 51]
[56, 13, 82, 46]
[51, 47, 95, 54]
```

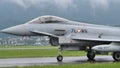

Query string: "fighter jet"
[1, 15, 120, 61]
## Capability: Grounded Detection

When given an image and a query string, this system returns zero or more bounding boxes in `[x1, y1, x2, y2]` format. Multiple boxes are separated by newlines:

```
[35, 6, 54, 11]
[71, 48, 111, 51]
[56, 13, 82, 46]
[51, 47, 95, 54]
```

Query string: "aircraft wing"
[31, 30, 58, 37]
[71, 34, 120, 42]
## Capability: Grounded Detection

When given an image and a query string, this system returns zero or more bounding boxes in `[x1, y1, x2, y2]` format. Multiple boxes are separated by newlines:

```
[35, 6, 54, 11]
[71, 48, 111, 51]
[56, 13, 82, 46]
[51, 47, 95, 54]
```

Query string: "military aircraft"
[1, 15, 120, 62]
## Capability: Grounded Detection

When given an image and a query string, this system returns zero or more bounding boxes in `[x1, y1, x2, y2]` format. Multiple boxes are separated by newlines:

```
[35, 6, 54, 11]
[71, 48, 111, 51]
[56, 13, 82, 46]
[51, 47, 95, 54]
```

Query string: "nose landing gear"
[57, 46, 63, 62]
[57, 55, 63, 62]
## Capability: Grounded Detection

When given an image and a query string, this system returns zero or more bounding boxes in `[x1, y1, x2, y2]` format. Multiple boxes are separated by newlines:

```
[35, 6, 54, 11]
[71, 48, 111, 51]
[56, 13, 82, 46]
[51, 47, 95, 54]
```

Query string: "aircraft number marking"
[71, 29, 87, 33]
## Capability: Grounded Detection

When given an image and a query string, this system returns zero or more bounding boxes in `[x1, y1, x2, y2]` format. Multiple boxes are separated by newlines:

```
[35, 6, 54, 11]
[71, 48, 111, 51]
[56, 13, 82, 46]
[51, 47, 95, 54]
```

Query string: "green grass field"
[2, 62, 120, 68]
[0, 45, 57, 49]
[0, 45, 119, 68]
[0, 45, 86, 58]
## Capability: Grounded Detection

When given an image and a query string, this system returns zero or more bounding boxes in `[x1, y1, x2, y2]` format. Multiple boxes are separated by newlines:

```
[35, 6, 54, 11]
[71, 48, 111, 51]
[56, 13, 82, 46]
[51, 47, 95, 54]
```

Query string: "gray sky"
[1, 0, 119, 10]
[0, 0, 113, 10]
[0, 0, 120, 26]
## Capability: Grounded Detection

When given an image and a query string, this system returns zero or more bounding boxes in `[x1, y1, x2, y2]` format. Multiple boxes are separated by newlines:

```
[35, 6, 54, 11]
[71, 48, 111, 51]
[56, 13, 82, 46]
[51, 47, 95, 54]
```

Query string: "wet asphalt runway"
[0, 56, 115, 67]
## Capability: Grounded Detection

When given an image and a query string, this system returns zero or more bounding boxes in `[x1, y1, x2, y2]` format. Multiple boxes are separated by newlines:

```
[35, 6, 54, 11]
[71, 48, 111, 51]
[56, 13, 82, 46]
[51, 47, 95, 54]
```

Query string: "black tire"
[113, 52, 120, 61]
[87, 51, 95, 60]
[57, 55, 63, 62]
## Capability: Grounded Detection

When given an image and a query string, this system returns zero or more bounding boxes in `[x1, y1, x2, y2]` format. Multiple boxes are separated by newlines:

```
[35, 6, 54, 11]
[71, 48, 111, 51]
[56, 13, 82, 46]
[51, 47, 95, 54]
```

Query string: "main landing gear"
[113, 52, 120, 61]
[86, 46, 95, 60]
[87, 50, 95, 60]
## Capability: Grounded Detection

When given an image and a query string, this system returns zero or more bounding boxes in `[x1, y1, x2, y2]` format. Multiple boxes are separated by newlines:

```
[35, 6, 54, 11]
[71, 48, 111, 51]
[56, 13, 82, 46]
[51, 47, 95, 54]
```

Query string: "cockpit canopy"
[27, 15, 69, 24]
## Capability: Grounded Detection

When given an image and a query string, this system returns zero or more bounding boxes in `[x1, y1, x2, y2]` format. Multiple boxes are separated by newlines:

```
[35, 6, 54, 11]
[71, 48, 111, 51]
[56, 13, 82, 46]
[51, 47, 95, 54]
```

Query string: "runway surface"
[0, 56, 114, 67]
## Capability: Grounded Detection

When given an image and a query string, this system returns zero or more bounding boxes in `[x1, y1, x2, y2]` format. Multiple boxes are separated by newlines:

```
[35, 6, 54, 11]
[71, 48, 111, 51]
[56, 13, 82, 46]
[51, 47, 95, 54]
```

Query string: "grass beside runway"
[0, 45, 119, 68]
[2, 62, 120, 68]
[0, 45, 56, 49]
[0, 45, 86, 58]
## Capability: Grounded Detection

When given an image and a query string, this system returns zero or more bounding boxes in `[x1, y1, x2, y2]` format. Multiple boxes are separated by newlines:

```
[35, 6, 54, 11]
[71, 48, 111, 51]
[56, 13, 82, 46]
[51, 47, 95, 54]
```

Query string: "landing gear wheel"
[87, 51, 95, 60]
[57, 46, 63, 62]
[57, 55, 63, 62]
[113, 52, 120, 61]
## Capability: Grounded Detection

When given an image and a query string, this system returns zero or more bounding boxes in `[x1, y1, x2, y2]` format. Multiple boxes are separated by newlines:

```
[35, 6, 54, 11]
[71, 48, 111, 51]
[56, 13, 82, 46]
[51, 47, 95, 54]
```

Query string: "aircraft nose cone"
[1, 27, 17, 34]
[1, 29, 5, 33]
[1, 24, 26, 35]
[1, 28, 9, 33]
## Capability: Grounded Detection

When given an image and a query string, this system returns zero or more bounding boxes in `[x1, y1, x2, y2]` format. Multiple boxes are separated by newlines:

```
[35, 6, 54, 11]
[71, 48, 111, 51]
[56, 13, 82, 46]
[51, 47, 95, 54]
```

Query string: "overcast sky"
[1, 0, 120, 10]
[0, 0, 120, 27]
[0, 0, 120, 16]
[0, 0, 114, 10]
